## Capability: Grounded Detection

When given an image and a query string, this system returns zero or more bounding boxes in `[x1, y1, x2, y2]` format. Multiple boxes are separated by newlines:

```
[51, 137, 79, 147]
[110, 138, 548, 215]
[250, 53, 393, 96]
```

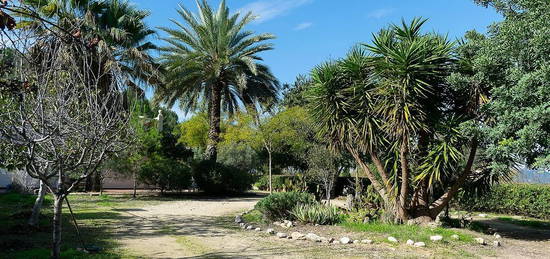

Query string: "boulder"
[414, 242, 426, 247]
[406, 240, 415, 246]
[430, 235, 443, 241]
[255, 228, 261, 231]
[239, 223, 246, 228]
[235, 215, 243, 224]
[340, 237, 351, 244]
[361, 239, 373, 244]
[493, 241, 501, 247]
[387, 236, 398, 243]
[246, 225, 254, 230]
[475, 237, 486, 245]
[306, 233, 322, 242]
[291, 232, 306, 240]
[276, 232, 288, 238]
[266, 228, 275, 234]
[494, 233, 502, 239]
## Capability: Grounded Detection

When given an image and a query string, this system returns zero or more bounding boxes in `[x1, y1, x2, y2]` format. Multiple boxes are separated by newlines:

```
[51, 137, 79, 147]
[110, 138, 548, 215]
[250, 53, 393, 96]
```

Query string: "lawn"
[0, 192, 177, 259]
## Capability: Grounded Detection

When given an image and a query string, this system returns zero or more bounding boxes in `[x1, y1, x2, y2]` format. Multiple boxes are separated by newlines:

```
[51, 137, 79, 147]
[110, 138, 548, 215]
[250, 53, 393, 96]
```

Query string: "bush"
[192, 160, 254, 194]
[457, 183, 550, 219]
[291, 204, 341, 225]
[255, 192, 316, 221]
[139, 155, 192, 193]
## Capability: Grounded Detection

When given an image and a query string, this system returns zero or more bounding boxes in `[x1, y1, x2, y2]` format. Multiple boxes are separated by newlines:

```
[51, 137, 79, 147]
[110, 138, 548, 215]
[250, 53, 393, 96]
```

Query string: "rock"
[340, 237, 351, 244]
[235, 215, 243, 223]
[287, 236, 292, 239]
[266, 228, 275, 234]
[406, 240, 415, 246]
[361, 239, 373, 244]
[246, 225, 254, 230]
[451, 234, 460, 240]
[414, 242, 426, 247]
[430, 235, 443, 241]
[475, 237, 486, 245]
[478, 213, 488, 218]
[239, 223, 246, 228]
[353, 240, 360, 244]
[255, 228, 261, 231]
[387, 236, 398, 243]
[306, 233, 322, 242]
[494, 233, 502, 239]
[276, 232, 288, 238]
[282, 220, 294, 228]
[333, 240, 341, 244]
[493, 241, 501, 247]
[274, 221, 281, 226]
[291, 232, 306, 240]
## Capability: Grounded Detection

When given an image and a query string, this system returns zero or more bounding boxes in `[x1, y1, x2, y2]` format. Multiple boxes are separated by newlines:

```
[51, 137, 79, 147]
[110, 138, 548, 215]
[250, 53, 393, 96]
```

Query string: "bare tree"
[306, 145, 341, 203]
[0, 18, 131, 259]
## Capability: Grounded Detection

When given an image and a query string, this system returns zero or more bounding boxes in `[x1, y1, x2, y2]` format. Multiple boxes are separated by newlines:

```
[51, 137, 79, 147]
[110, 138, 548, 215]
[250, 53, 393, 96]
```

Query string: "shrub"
[343, 208, 382, 224]
[255, 192, 316, 221]
[291, 204, 341, 225]
[192, 160, 254, 194]
[457, 183, 550, 219]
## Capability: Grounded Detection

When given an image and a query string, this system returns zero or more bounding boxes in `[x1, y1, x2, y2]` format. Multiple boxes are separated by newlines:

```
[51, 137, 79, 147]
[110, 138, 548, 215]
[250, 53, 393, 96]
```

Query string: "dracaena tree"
[308, 18, 486, 223]
[155, 0, 280, 162]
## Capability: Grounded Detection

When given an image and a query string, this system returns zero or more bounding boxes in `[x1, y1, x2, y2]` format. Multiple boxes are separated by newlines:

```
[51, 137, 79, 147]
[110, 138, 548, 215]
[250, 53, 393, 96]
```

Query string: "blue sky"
[132, 0, 501, 120]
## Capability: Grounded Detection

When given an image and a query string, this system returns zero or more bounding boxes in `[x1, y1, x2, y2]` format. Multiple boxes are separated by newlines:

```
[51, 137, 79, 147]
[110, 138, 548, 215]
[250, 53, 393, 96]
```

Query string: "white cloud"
[294, 22, 313, 31]
[238, 0, 313, 23]
[368, 8, 395, 19]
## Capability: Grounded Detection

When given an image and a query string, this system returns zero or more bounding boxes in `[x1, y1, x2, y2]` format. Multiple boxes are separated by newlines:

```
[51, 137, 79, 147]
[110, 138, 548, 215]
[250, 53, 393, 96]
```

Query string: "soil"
[108, 195, 550, 258]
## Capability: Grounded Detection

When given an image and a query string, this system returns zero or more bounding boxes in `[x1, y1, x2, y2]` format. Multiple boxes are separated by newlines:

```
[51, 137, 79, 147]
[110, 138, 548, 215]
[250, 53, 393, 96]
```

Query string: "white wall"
[0, 168, 12, 188]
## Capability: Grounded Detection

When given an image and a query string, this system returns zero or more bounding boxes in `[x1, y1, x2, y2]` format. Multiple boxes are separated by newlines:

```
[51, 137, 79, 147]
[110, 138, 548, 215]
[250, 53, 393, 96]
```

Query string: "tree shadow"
[472, 218, 550, 241]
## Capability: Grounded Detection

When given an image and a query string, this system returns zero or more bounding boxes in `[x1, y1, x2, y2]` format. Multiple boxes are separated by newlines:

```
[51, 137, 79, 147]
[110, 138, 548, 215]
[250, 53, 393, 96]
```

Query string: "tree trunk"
[398, 137, 410, 222]
[52, 194, 63, 259]
[268, 150, 272, 194]
[429, 137, 479, 216]
[132, 171, 137, 199]
[28, 180, 46, 227]
[206, 83, 222, 162]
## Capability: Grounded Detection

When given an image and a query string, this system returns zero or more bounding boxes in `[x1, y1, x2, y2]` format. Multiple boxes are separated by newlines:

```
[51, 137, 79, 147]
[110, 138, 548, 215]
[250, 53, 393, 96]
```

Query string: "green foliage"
[340, 221, 473, 243]
[138, 155, 192, 192]
[291, 203, 341, 225]
[254, 175, 305, 192]
[177, 113, 210, 152]
[255, 192, 316, 221]
[457, 184, 550, 219]
[191, 160, 255, 194]
[467, 0, 550, 171]
[343, 208, 382, 224]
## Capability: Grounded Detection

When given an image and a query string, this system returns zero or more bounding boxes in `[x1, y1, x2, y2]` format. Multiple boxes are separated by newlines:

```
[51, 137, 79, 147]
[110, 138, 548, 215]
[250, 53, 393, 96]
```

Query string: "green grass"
[0, 192, 171, 259]
[498, 216, 550, 229]
[340, 221, 473, 244]
[242, 209, 264, 224]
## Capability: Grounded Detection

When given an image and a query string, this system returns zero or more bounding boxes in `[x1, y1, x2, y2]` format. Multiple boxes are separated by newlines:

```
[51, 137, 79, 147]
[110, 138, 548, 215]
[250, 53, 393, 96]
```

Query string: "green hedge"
[457, 184, 550, 219]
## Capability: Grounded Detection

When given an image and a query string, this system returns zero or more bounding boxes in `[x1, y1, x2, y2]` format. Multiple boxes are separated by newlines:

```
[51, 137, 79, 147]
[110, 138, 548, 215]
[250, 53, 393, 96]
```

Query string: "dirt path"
[472, 217, 550, 259]
[110, 196, 411, 259]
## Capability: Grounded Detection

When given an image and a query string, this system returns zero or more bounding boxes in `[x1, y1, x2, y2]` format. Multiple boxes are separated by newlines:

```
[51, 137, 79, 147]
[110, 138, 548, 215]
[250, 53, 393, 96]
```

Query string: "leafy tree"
[470, 0, 550, 171]
[155, 0, 279, 162]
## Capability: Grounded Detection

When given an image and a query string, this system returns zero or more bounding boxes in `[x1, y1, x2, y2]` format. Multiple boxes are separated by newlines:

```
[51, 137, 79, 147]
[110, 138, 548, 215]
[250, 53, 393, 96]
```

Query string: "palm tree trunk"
[206, 84, 222, 161]
[28, 180, 46, 227]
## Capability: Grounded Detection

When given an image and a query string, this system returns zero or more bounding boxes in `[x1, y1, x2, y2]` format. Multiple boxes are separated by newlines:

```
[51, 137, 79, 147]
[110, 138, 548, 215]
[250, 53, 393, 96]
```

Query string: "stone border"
[235, 212, 500, 247]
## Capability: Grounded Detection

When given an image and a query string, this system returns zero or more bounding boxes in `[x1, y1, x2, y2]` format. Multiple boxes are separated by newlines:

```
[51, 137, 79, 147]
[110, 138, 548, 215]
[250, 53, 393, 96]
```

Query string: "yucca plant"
[291, 203, 341, 225]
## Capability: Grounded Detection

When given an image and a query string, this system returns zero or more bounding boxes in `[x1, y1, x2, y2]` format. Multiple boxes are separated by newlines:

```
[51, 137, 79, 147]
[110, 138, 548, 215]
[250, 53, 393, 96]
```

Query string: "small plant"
[255, 192, 316, 221]
[291, 204, 341, 225]
[344, 208, 381, 223]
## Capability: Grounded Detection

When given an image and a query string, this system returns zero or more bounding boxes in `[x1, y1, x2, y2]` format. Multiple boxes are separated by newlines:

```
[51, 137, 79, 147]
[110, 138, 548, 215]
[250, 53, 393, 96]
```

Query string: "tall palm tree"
[156, 0, 279, 161]
[17, 0, 160, 88]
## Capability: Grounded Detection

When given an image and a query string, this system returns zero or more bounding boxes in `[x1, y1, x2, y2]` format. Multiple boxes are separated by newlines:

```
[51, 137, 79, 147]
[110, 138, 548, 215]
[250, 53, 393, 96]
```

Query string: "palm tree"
[156, 0, 280, 161]
[17, 0, 160, 88]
